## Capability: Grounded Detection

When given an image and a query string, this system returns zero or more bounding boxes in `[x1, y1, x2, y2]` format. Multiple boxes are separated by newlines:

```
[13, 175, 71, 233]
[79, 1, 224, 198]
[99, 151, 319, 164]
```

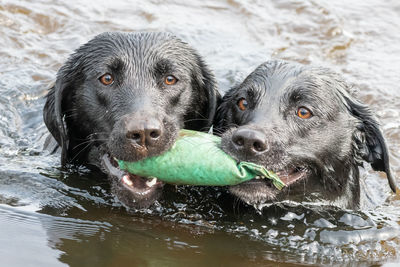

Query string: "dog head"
[43, 32, 220, 208]
[215, 60, 396, 209]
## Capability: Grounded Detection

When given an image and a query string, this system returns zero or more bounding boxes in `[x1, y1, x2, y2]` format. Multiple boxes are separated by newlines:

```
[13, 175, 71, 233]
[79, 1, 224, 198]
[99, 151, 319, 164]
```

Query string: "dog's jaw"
[229, 167, 310, 205]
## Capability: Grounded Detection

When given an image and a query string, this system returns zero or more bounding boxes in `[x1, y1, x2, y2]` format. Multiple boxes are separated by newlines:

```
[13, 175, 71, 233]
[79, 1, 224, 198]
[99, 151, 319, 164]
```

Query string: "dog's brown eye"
[237, 98, 248, 111]
[297, 107, 312, 119]
[164, 75, 178, 85]
[99, 73, 114, 85]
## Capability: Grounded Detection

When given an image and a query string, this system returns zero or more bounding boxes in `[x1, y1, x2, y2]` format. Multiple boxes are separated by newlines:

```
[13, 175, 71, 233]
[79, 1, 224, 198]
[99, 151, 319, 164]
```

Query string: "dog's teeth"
[122, 175, 133, 186]
[255, 176, 261, 179]
[146, 177, 158, 187]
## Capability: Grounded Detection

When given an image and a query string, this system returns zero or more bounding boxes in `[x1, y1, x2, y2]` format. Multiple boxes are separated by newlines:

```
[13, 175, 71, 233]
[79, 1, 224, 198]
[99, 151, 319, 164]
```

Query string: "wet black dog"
[43, 32, 220, 208]
[215, 60, 396, 209]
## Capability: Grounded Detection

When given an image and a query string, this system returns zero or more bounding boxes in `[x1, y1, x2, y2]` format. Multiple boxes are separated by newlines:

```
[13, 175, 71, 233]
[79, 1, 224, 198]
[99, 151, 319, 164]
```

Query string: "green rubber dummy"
[117, 130, 285, 189]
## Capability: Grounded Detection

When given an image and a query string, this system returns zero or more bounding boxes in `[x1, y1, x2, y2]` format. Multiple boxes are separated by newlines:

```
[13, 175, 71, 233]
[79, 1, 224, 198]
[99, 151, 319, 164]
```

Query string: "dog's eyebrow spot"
[108, 58, 124, 72]
[286, 86, 322, 105]
[245, 86, 264, 107]
[289, 90, 303, 102]
[154, 59, 176, 76]
[247, 87, 255, 98]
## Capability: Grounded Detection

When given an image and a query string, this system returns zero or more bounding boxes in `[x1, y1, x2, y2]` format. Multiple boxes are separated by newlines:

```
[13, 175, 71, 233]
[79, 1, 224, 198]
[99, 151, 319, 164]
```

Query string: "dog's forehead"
[246, 61, 347, 103]
[284, 68, 351, 104]
[77, 32, 195, 67]
[240, 60, 303, 93]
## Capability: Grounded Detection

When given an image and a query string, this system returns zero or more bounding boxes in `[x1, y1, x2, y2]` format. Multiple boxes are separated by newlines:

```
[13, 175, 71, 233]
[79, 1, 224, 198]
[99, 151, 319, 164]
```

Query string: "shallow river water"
[1, 0, 400, 266]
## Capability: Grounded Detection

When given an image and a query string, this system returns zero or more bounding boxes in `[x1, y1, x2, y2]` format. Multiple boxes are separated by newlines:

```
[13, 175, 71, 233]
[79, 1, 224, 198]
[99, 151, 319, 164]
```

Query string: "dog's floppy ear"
[187, 53, 221, 131]
[213, 87, 236, 134]
[43, 60, 81, 166]
[345, 95, 397, 193]
[43, 78, 69, 166]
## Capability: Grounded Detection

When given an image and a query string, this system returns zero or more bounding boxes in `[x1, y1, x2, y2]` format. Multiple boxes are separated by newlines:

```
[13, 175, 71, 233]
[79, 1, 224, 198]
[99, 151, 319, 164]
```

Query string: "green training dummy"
[117, 129, 285, 189]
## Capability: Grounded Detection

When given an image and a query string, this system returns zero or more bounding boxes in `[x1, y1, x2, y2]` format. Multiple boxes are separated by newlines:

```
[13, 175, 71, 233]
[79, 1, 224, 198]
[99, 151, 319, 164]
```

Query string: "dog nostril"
[132, 133, 141, 140]
[126, 131, 142, 141]
[233, 136, 244, 147]
[149, 130, 160, 139]
[253, 141, 266, 152]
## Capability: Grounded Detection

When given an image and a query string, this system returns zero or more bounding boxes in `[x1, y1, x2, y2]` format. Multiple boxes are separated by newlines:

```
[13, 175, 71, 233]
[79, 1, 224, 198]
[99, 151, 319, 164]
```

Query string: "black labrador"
[43, 32, 220, 208]
[215, 59, 397, 209]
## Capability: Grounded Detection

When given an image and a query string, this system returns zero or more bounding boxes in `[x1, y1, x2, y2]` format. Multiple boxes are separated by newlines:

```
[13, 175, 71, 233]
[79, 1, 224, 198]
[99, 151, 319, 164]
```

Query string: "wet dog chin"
[102, 154, 164, 208]
[229, 167, 309, 205]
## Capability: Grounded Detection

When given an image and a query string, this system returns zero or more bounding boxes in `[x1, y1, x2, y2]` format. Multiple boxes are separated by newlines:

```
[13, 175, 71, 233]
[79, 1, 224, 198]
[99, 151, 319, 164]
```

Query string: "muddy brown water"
[1, 0, 400, 266]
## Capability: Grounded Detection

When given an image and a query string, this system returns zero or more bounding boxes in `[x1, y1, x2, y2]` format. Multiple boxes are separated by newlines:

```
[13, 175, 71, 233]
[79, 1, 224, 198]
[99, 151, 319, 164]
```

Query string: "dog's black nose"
[126, 117, 163, 148]
[232, 127, 268, 154]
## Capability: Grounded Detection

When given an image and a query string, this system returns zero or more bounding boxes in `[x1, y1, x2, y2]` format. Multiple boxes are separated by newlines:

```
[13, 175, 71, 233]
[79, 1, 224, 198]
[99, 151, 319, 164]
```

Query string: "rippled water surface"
[1, 0, 400, 266]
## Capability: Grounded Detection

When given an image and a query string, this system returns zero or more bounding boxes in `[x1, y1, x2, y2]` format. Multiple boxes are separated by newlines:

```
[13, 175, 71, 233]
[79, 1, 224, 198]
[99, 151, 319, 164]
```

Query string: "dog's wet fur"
[43, 32, 220, 208]
[215, 60, 396, 209]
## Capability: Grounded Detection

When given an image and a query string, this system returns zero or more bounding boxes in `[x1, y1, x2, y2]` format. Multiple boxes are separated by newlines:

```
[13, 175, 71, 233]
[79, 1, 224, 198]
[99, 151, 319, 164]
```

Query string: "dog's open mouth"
[229, 165, 309, 205]
[275, 167, 308, 186]
[102, 154, 164, 199]
[247, 166, 308, 188]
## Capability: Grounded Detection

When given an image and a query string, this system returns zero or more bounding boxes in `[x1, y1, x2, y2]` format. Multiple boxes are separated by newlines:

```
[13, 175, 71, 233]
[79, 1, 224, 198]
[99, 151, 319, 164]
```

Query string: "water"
[1, 0, 400, 266]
